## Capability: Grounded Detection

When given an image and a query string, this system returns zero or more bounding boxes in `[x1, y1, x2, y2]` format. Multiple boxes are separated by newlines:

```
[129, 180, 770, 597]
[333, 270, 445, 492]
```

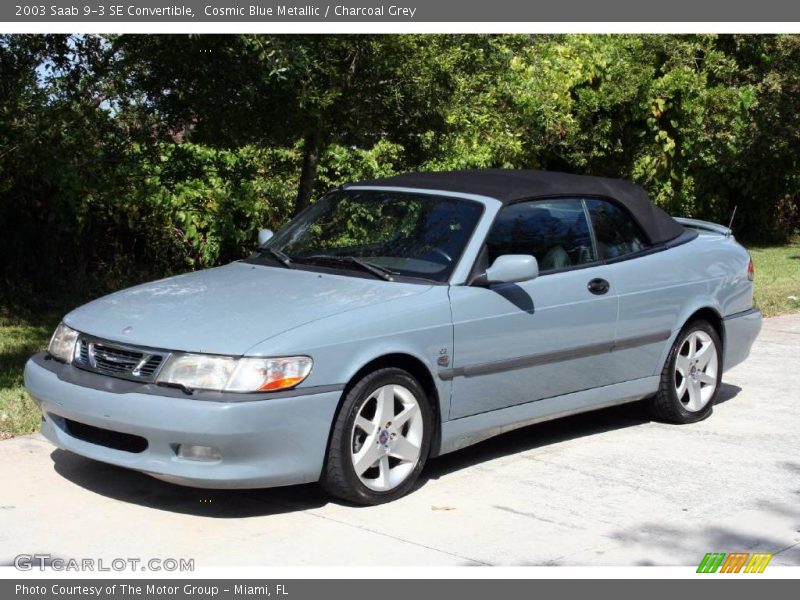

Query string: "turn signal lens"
[259, 376, 305, 391]
[227, 356, 313, 392]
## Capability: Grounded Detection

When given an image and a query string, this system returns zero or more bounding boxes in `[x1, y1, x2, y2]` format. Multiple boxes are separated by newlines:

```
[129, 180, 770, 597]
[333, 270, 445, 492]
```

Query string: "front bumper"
[722, 308, 763, 372]
[24, 354, 342, 489]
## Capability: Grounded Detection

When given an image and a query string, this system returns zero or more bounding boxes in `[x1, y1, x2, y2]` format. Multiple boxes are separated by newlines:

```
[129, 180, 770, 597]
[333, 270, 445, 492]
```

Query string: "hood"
[65, 262, 431, 355]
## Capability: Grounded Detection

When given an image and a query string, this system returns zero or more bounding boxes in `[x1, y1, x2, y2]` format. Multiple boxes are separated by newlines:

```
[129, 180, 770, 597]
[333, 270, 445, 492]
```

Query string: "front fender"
[244, 285, 455, 420]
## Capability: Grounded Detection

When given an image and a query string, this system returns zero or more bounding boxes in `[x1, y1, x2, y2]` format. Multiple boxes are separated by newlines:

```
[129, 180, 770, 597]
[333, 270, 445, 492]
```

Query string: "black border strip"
[438, 330, 671, 380]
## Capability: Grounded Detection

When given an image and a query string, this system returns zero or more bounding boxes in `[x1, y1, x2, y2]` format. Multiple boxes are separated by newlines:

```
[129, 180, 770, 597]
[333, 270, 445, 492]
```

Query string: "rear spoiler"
[673, 217, 732, 237]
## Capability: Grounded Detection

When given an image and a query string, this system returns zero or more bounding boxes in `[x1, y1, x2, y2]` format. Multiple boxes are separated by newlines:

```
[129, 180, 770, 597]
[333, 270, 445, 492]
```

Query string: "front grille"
[74, 336, 168, 383]
[93, 343, 141, 373]
[137, 354, 164, 377]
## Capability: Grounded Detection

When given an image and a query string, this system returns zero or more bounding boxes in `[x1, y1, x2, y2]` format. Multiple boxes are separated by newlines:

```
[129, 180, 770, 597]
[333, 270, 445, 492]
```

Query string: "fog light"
[176, 444, 221, 461]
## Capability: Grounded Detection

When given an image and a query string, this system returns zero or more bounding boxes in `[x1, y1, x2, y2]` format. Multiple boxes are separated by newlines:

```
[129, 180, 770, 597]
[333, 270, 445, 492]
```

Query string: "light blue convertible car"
[25, 170, 762, 504]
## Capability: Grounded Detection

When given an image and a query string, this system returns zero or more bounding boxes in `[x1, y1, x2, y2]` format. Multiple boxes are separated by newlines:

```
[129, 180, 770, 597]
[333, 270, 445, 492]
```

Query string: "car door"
[584, 198, 679, 381]
[447, 198, 620, 419]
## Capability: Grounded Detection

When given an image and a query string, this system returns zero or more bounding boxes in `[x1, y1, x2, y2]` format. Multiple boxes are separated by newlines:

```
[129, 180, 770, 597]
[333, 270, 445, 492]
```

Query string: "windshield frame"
[248, 188, 487, 284]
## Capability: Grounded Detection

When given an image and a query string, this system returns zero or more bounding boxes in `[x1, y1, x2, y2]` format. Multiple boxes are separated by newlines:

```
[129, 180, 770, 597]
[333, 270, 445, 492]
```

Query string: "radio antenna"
[726, 205, 737, 237]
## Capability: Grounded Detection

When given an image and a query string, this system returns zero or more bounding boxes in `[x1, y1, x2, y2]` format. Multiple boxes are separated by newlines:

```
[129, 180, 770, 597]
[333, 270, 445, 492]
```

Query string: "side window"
[585, 199, 648, 259]
[486, 199, 596, 272]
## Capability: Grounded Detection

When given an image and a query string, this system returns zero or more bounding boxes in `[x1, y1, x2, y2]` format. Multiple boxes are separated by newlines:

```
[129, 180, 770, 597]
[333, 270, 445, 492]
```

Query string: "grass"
[0, 237, 797, 439]
[0, 310, 60, 439]
[749, 236, 800, 317]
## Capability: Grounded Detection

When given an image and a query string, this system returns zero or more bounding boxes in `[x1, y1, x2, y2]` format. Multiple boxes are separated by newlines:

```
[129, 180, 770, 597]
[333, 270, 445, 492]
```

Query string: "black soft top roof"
[348, 169, 685, 245]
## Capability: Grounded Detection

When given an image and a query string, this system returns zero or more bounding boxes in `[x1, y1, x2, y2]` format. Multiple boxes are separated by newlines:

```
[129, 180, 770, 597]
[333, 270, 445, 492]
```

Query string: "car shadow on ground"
[50, 449, 331, 517]
[714, 382, 742, 405]
[422, 383, 741, 483]
[49, 383, 742, 517]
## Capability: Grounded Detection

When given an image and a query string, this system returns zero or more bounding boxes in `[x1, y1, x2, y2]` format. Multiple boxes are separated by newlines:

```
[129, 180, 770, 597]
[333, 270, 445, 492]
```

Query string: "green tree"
[113, 35, 459, 213]
[2, 33, 799, 306]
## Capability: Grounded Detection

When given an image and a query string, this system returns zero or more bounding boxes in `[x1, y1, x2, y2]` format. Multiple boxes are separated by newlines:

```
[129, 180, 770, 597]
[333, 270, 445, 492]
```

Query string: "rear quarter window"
[585, 198, 648, 259]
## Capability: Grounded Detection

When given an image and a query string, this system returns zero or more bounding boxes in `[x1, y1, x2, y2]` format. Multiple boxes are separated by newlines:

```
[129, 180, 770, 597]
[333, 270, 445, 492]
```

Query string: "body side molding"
[438, 330, 671, 380]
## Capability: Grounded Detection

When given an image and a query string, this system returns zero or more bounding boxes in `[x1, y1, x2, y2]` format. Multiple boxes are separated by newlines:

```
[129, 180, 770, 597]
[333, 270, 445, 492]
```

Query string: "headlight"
[48, 322, 79, 363]
[157, 354, 312, 393]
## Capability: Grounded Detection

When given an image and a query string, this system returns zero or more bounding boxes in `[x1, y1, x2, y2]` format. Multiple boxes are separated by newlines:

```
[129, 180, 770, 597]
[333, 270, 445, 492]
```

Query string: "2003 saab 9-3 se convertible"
[25, 170, 762, 504]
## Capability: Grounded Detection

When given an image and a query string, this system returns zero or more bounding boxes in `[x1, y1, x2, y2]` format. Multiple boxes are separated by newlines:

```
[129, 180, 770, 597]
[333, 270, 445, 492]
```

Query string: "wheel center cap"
[690, 364, 698, 380]
[378, 429, 390, 446]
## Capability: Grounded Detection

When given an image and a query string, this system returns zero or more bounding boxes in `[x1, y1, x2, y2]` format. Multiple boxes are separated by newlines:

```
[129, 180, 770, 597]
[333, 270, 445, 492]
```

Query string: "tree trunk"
[294, 129, 323, 215]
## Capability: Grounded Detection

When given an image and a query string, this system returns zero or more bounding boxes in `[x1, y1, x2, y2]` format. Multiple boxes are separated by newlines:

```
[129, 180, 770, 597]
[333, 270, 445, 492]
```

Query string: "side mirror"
[480, 254, 539, 285]
[257, 228, 274, 246]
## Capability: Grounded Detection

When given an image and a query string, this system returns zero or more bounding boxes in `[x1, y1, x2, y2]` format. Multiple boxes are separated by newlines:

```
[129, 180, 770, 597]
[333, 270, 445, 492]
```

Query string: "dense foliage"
[1, 34, 799, 304]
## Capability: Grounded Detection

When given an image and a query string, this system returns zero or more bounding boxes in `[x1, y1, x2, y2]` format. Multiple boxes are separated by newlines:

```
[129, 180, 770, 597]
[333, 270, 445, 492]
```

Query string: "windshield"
[259, 189, 484, 282]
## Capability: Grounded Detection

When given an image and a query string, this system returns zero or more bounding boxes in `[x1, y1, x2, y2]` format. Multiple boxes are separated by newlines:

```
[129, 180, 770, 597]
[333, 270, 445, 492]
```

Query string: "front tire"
[648, 319, 722, 424]
[321, 368, 433, 505]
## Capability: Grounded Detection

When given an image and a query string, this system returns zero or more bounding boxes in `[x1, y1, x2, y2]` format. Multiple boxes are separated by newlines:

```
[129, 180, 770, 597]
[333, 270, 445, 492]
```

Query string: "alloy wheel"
[350, 384, 424, 492]
[674, 330, 719, 412]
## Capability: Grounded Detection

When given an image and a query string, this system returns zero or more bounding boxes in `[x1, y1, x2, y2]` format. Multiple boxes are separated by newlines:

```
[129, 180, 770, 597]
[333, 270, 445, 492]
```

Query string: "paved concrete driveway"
[1, 315, 798, 567]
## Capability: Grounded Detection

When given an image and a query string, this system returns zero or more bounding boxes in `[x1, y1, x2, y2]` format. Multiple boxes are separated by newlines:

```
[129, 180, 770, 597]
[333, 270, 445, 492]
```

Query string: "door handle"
[587, 278, 610, 295]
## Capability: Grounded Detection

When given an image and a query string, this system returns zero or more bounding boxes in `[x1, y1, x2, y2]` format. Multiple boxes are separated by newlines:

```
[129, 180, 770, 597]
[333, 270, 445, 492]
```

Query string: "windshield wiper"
[302, 255, 395, 281]
[256, 246, 293, 269]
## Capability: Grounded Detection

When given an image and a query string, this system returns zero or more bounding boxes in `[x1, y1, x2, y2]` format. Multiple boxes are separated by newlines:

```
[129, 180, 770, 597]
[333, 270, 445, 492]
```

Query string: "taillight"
[747, 256, 755, 281]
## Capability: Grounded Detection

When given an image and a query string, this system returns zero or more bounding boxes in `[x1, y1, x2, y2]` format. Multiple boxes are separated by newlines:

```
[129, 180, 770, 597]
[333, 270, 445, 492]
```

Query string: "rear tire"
[321, 368, 432, 505]
[648, 319, 722, 424]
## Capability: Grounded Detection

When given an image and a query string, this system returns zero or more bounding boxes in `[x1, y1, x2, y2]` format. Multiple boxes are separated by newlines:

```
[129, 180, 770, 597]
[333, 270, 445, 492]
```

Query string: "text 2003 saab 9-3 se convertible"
[25, 170, 762, 504]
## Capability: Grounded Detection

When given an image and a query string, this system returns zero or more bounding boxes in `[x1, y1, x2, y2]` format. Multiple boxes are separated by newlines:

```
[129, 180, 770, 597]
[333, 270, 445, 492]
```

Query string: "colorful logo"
[697, 552, 773, 573]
